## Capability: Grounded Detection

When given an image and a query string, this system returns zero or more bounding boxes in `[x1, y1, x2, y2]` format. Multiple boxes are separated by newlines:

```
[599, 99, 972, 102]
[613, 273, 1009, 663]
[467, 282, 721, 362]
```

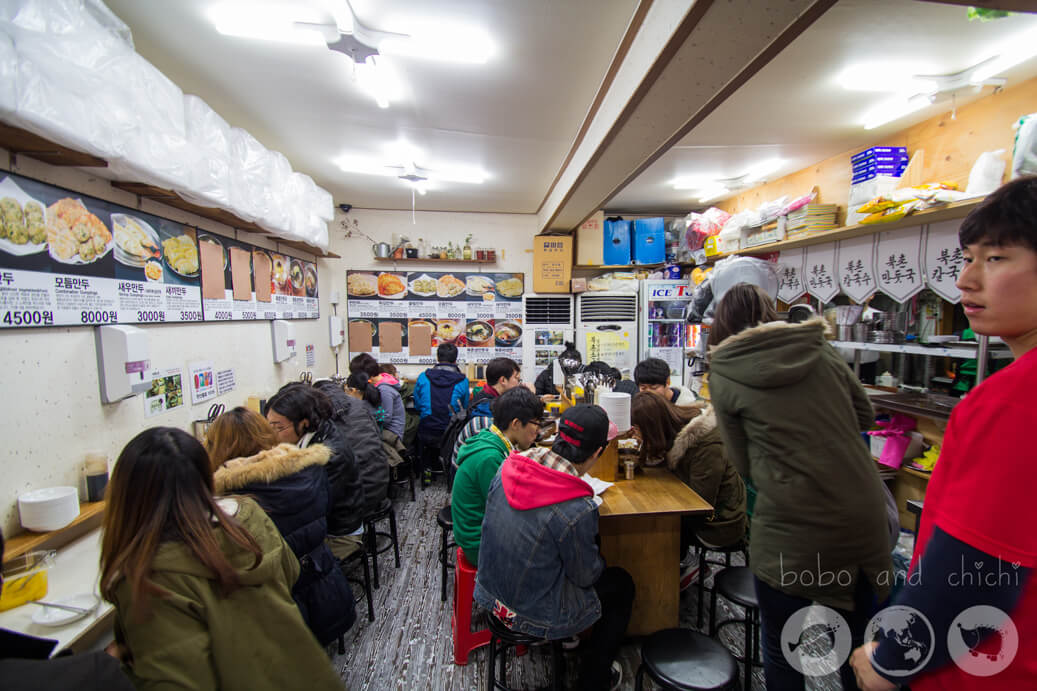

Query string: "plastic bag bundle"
[684, 207, 731, 251]
[686, 277, 713, 324]
[228, 127, 270, 222]
[0, 30, 16, 115]
[180, 95, 232, 207]
[710, 255, 779, 307]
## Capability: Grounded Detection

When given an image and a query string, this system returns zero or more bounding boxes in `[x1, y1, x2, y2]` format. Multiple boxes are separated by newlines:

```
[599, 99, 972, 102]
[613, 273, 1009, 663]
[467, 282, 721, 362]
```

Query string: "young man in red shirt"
[851, 177, 1037, 690]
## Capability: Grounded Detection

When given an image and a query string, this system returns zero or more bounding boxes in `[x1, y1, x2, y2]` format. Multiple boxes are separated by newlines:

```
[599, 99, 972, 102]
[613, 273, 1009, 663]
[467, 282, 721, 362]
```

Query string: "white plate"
[30, 593, 99, 627]
[466, 275, 495, 297]
[0, 175, 48, 256]
[45, 198, 113, 265]
[111, 213, 161, 268]
[408, 273, 437, 298]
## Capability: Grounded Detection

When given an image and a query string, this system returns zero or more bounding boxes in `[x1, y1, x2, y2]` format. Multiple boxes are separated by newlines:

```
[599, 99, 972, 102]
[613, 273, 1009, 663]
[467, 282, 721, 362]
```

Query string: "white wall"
[0, 163, 541, 536]
[0, 150, 336, 536]
[328, 207, 538, 379]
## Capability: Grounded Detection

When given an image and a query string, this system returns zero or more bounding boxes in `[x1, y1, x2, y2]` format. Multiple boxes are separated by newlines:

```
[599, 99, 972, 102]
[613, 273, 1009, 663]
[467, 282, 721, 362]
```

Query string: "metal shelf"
[830, 340, 1013, 360]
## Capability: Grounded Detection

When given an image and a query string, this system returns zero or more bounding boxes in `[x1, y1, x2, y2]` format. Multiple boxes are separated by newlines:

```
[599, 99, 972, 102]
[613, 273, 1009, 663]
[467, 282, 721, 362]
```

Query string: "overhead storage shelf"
[0, 123, 338, 259]
[710, 198, 984, 260]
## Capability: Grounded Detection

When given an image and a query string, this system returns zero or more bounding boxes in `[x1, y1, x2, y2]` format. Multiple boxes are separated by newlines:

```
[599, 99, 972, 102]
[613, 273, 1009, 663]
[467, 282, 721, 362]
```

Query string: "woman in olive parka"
[708, 283, 892, 691]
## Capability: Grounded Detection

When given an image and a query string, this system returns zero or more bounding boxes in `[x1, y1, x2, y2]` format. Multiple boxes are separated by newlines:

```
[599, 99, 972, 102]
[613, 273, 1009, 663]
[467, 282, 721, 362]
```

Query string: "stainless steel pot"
[372, 242, 391, 258]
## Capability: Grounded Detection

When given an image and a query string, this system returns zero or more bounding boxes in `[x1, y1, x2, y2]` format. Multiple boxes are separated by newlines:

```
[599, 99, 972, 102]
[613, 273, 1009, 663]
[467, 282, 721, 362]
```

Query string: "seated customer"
[475, 405, 634, 690]
[450, 357, 526, 468]
[207, 407, 356, 645]
[313, 379, 390, 519]
[451, 387, 543, 566]
[100, 427, 344, 691]
[414, 343, 470, 484]
[631, 392, 747, 588]
[634, 357, 697, 405]
[266, 384, 364, 560]
[350, 353, 406, 440]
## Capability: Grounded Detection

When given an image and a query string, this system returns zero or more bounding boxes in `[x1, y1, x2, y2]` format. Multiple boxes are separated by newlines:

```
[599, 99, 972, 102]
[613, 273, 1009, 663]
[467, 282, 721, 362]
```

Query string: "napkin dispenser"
[95, 325, 150, 403]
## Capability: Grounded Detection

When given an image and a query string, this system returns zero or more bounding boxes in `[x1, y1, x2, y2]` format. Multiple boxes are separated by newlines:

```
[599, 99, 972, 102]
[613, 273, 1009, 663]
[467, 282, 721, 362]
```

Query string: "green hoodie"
[451, 426, 510, 565]
[111, 497, 344, 691]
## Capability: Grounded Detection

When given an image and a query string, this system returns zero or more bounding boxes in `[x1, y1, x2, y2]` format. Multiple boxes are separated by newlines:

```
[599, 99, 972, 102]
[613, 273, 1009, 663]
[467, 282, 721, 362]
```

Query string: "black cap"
[557, 404, 609, 452]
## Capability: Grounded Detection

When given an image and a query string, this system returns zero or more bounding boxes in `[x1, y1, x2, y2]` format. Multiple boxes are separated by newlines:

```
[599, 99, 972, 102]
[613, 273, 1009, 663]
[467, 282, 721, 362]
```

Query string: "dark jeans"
[415, 428, 443, 477]
[754, 573, 875, 691]
[578, 567, 635, 690]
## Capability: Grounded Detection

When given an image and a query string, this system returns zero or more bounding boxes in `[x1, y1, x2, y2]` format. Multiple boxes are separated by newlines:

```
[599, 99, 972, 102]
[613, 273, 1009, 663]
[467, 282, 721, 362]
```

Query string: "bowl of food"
[289, 260, 305, 296]
[466, 320, 494, 347]
[304, 265, 318, 298]
[144, 258, 163, 282]
[162, 233, 200, 278]
[271, 254, 288, 291]
[495, 320, 523, 347]
[436, 319, 464, 344]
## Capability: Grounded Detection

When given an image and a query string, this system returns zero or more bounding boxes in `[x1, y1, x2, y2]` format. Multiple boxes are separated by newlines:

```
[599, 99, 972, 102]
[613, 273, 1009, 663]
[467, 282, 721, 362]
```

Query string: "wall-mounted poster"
[346, 270, 524, 364]
[0, 171, 318, 328]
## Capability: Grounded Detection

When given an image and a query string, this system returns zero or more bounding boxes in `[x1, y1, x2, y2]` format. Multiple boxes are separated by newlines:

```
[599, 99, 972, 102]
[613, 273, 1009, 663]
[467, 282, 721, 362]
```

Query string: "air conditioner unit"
[576, 290, 639, 376]
[522, 294, 575, 383]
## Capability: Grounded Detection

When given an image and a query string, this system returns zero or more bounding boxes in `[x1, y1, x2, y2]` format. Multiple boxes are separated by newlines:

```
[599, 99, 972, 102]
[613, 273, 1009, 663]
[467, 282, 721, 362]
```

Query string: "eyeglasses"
[269, 421, 293, 433]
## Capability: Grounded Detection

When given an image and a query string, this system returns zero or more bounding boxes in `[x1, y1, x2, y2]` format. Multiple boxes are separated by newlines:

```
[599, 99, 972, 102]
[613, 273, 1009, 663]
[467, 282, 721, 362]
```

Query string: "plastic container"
[0, 550, 56, 611]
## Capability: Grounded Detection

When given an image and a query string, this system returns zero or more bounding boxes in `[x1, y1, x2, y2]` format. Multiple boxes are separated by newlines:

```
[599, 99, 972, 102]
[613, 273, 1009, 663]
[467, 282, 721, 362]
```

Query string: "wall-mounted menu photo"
[346, 270, 523, 363]
[0, 171, 317, 328]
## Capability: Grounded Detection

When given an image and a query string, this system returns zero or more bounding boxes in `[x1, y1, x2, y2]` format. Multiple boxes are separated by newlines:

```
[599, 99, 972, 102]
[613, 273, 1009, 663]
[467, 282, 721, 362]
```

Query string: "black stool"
[486, 614, 563, 691]
[363, 498, 400, 589]
[437, 505, 455, 602]
[693, 539, 749, 631]
[711, 567, 762, 691]
[907, 498, 923, 535]
[635, 628, 738, 690]
[339, 547, 375, 623]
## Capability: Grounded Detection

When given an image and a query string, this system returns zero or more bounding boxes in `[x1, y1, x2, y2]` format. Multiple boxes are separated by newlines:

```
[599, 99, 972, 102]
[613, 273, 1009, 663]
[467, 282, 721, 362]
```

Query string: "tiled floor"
[331, 480, 846, 690]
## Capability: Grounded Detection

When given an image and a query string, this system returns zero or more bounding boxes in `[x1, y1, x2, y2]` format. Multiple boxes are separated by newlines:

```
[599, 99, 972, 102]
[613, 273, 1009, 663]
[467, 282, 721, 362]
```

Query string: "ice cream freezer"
[639, 279, 694, 384]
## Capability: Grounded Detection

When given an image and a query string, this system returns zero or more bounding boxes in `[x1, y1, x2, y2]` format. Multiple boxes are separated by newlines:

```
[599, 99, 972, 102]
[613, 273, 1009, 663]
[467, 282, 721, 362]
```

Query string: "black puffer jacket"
[213, 443, 356, 644]
[316, 383, 390, 518]
[309, 419, 364, 536]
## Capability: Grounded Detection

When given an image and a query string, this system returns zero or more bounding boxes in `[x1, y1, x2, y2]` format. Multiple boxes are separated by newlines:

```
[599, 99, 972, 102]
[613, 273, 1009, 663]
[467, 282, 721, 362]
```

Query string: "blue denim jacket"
[473, 448, 604, 640]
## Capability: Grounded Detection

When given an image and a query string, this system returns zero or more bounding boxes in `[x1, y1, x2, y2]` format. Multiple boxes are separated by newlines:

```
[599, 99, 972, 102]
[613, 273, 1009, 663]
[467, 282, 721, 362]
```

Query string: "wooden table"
[597, 467, 713, 636]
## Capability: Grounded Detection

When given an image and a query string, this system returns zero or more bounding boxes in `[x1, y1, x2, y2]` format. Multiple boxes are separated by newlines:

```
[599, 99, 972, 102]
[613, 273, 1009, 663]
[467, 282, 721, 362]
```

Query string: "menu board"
[346, 270, 524, 365]
[0, 171, 317, 328]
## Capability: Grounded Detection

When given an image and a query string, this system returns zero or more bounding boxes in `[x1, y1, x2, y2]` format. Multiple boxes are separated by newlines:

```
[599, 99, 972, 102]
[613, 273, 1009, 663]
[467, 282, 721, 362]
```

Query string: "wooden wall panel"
[718, 75, 1037, 222]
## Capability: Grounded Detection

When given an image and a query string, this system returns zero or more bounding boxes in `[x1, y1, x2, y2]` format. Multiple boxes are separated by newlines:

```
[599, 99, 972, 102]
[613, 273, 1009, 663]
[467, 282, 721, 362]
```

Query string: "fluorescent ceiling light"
[743, 158, 784, 184]
[969, 25, 1037, 84]
[353, 56, 403, 108]
[379, 22, 496, 64]
[334, 149, 488, 186]
[208, 4, 329, 46]
[671, 176, 716, 190]
[837, 62, 938, 94]
[698, 186, 729, 204]
[862, 93, 931, 130]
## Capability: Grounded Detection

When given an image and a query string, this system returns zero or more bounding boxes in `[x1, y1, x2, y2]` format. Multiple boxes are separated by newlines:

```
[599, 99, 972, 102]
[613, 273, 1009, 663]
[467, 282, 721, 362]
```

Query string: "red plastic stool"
[452, 547, 492, 665]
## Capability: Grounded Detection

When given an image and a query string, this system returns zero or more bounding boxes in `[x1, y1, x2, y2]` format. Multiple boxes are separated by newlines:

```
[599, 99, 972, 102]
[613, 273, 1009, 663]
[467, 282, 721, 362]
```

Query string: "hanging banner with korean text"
[836, 235, 878, 303]
[805, 243, 839, 303]
[923, 220, 964, 303]
[876, 227, 925, 303]
[776, 248, 806, 303]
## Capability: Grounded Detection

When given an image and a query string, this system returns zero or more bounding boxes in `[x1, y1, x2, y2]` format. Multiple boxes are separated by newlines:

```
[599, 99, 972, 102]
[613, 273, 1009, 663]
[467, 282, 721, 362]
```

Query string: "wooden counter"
[597, 468, 712, 636]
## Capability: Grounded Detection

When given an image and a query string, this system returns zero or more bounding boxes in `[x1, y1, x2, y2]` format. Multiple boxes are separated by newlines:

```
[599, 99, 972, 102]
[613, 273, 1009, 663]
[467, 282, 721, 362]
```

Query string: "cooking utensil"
[373, 242, 391, 258]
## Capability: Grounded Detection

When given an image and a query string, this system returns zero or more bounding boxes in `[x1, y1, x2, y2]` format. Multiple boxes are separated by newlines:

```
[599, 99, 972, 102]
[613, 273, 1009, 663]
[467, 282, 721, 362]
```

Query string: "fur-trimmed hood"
[665, 403, 717, 470]
[214, 443, 331, 494]
[709, 318, 833, 390]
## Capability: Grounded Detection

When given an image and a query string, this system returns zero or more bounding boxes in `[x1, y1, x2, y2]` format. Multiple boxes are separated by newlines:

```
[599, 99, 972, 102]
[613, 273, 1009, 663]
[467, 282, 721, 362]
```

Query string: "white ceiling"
[607, 0, 1037, 213]
[104, 0, 1037, 219]
[104, 0, 639, 214]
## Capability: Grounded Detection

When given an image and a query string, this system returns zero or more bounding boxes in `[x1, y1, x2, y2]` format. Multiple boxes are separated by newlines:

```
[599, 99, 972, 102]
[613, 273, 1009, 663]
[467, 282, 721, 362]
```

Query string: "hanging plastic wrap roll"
[2, 0, 137, 160]
[257, 150, 292, 232]
[311, 183, 334, 222]
[179, 95, 233, 208]
[0, 30, 15, 115]
[228, 127, 269, 223]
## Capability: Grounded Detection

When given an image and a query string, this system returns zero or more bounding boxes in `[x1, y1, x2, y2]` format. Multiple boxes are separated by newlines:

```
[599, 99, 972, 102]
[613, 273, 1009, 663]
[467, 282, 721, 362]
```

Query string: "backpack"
[438, 397, 484, 467]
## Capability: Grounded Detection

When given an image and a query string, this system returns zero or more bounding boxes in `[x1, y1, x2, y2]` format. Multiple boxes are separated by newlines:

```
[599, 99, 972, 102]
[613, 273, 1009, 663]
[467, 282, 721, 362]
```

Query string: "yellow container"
[0, 550, 55, 611]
